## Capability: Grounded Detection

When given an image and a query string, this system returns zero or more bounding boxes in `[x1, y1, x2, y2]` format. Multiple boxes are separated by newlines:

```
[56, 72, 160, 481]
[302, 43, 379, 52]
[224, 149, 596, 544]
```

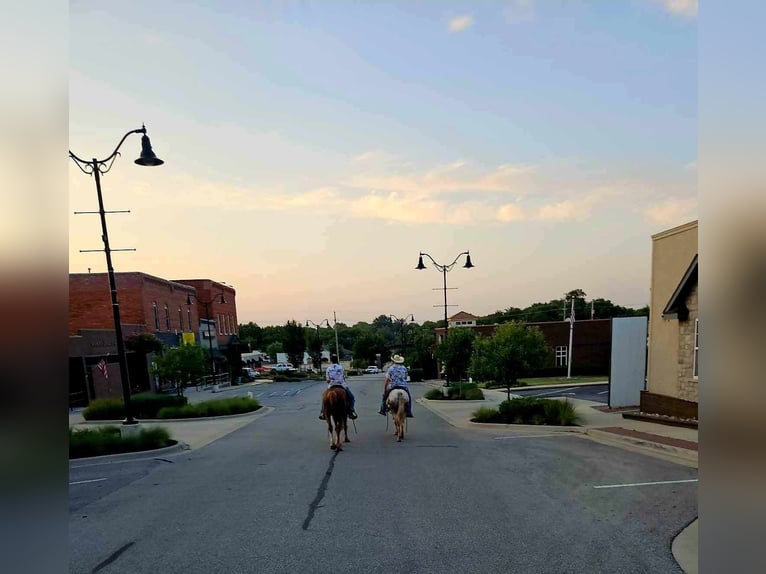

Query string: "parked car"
[254, 366, 271, 375]
[242, 367, 256, 380]
[272, 363, 296, 373]
[365, 366, 380, 374]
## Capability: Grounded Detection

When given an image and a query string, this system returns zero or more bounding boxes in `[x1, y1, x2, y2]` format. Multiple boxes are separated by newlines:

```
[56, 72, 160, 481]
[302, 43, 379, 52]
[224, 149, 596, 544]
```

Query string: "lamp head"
[186, 294, 193, 306]
[135, 133, 164, 166]
[219, 293, 226, 304]
[415, 254, 426, 270]
[463, 253, 474, 269]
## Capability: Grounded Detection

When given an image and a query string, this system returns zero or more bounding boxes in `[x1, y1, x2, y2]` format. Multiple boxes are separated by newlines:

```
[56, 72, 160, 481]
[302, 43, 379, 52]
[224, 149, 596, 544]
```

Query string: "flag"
[97, 359, 108, 380]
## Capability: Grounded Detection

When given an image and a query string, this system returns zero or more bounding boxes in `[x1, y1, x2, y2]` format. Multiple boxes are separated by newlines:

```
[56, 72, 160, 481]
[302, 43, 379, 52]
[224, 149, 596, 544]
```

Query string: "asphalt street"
[512, 383, 610, 403]
[69, 376, 696, 573]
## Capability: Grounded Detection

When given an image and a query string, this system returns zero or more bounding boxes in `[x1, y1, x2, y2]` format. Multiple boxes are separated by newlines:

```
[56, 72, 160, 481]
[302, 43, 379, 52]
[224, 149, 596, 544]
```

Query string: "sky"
[69, 0, 697, 327]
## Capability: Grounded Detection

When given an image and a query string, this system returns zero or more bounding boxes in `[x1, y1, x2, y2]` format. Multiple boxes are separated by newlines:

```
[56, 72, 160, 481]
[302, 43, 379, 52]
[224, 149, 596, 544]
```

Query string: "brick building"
[68, 272, 239, 407]
[435, 311, 611, 377]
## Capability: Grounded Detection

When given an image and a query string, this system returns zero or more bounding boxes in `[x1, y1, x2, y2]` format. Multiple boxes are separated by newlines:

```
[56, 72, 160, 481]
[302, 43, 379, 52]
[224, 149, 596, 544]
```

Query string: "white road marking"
[69, 478, 107, 486]
[593, 479, 698, 489]
[268, 392, 278, 397]
[282, 391, 291, 396]
[494, 434, 577, 440]
[531, 388, 576, 397]
[597, 391, 609, 395]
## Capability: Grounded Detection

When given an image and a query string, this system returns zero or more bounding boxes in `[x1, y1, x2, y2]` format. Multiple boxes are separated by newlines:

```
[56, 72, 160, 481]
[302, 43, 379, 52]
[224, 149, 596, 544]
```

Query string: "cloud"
[652, 0, 697, 18]
[448, 15, 474, 32]
[497, 203, 525, 222]
[641, 197, 698, 226]
[505, 0, 535, 22]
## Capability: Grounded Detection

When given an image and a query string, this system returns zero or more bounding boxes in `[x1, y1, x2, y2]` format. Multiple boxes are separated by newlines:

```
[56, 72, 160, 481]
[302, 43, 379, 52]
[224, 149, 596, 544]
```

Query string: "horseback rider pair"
[379, 354, 414, 418]
[319, 354, 358, 420]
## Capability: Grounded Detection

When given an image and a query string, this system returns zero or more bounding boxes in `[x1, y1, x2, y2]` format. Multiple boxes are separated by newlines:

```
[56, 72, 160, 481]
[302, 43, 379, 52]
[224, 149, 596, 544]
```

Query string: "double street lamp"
[187, 291, 227, 380]
[306, 319, 331, 374]
[69, 125, 163, 425]
[415, 251, 474, 387]
[389, 314, 415, 357]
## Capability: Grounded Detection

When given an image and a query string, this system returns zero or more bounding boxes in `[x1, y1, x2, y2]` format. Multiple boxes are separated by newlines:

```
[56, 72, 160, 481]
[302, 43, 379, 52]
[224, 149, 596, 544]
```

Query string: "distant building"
[435, 311, 611, 377]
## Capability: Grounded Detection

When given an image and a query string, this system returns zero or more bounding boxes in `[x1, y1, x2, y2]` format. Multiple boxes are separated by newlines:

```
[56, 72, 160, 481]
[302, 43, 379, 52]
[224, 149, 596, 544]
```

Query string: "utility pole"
[590, 300, 595, 320]
[567, 297, 575, 379]
[333, 311, 341, 361]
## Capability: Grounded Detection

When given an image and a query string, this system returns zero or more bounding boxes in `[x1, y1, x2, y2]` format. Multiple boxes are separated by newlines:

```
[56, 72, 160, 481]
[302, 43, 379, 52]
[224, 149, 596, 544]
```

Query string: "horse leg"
[343, 416, 350, 442]
[327, 418, 336, 450]
[335, 419, 343, 451]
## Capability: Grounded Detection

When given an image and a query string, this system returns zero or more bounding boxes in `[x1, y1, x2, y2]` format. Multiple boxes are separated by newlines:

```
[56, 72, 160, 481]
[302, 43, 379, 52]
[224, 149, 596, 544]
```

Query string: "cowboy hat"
[391, 354, 405, 364]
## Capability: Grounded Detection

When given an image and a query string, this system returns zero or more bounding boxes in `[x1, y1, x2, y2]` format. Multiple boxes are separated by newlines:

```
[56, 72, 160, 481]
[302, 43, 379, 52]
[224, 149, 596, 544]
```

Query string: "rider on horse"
[319, 354, 357, 420]
[379, 354, 414, 418]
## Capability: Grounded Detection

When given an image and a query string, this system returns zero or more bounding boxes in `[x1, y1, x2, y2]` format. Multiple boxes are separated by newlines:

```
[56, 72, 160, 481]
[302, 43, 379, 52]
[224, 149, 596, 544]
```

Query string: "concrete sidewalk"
[417, 382, 698, 573]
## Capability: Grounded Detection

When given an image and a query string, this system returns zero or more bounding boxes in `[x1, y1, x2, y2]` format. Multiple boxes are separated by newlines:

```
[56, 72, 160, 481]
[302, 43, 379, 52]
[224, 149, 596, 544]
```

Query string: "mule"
[322, 386, 349, 451]
[386, 388, 408, 442]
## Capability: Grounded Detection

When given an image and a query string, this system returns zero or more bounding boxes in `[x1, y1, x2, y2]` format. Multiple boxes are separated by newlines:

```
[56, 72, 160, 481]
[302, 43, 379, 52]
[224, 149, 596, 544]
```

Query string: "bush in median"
[423, 383, 484, 401]
[69, 426, 173, 459]
[82, 394, 188, 421]
[471, 397, 579, 426]
[156, 396, 261, 419]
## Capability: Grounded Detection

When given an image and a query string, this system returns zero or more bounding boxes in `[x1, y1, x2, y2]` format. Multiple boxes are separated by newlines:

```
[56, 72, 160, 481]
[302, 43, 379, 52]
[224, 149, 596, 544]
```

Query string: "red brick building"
[68, 273, 239, 407]
[435, 311, 611, 377]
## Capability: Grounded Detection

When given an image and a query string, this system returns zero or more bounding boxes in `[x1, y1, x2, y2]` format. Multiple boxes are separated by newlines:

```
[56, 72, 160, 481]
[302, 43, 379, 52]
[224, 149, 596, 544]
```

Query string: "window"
[218, 314, 224, 334]
[178, 307, 183, 331]
[153, 302, 160, 331]
[555, 346, 568, 367]
[164, 304, 171, 331]
[693, 318, 699, 379]
[187, 308, 192, 331]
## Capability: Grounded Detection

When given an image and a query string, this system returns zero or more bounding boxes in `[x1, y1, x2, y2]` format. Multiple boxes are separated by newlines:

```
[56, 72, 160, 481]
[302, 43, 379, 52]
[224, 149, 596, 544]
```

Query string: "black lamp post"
[69, 125, 163, 425]
[415, 251, 474, 387]
[306, 319, 331, 374]
[389, 314, 415, 357]
[187, 291, 226, 381]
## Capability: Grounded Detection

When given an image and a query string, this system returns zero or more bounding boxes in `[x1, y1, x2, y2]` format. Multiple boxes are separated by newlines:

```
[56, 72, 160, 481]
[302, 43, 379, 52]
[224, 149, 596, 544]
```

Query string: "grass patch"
[69, 426, 173, 459]
[470, 397, 579, 425]
[82, 394, 188, 421]
[156, 396, 261, 419]
[424, 383, 484, 401]
[516, 376, 608, 386]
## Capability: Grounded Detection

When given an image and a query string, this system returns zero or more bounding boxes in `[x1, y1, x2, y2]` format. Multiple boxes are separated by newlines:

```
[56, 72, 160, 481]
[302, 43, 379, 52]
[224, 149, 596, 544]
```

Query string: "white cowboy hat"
[391, 354, 405, 364]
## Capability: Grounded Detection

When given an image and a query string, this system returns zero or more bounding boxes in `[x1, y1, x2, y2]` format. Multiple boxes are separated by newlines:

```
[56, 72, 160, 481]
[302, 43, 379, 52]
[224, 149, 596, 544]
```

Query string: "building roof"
[662, 254, 698, 320]
[448, 311, 478, 321]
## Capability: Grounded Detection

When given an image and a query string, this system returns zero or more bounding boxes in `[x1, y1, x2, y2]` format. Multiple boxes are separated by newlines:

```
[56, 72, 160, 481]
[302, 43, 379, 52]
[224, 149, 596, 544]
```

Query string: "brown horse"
[322, 386, 349, 450]
[386, 388, 408, 442]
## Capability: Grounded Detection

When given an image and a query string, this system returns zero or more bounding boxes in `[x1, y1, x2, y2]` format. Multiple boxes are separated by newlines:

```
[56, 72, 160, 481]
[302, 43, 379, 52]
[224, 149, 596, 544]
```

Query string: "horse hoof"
[330, 444, 337, 450]
[344, 438, 350, 443]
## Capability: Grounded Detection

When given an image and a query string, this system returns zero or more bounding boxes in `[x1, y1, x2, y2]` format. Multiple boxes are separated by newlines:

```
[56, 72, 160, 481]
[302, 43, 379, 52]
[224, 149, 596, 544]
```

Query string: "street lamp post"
[187, 292, 226, 382]
[389, 314, 415, 357]
[69, 125, 163, 425]
[415, 251, 474, 387]
[306, 319, 331, 374]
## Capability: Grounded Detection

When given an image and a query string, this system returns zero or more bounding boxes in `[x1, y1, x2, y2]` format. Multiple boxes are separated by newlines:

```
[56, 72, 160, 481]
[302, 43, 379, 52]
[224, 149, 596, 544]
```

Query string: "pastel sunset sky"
[69, 0, 697, 326]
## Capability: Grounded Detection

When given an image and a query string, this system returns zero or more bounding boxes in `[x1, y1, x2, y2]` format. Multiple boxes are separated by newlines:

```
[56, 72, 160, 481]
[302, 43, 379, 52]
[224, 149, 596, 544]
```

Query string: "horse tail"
[397, 390, 406, 419]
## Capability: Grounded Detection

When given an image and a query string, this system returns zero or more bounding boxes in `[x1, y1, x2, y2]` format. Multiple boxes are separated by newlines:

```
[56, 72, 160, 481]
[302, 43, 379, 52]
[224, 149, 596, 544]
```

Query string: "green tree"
[154, 344, 206, 396]
[125, 333, 164, 355]
[352, 331, 387, 368]
[435, 328, 476, 382]
[470, 322, 549, 401]
[283, 320, 306, 367]
[306, 328, 323, 370]
[238, 321, 263, 351]
[265, 342, 282, 363]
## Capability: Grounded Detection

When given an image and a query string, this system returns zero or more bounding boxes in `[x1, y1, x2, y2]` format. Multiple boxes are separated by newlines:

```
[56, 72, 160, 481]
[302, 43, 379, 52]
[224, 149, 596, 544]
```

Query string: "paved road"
[512, 383, 610, 403]
[70, 377, 696, 573]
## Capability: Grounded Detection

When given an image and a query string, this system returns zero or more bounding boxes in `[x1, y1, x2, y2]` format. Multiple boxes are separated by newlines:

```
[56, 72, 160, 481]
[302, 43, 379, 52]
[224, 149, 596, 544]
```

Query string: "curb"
[584, 428, 698, 468]
[69, 440, 190, 468]
[672, 518, 698, 574]
[74, 407, 268, 425]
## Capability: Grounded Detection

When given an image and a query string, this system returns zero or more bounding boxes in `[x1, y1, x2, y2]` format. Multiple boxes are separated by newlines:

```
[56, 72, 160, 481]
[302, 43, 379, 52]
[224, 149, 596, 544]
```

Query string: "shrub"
[424, 388, 445, 400]
[543, 399, 579, 426]
[471, 406, 498, 423]
[82, 394, 188, 421]
[156, 397, 260, 419]
[446, 383, 484, 400]
[69, 425, 173, 459]
[408, 368, 424, 382]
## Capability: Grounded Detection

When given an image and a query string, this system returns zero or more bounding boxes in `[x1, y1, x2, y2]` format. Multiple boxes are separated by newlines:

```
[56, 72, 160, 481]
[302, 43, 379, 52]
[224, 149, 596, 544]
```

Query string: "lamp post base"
[120, 422, 141, 439]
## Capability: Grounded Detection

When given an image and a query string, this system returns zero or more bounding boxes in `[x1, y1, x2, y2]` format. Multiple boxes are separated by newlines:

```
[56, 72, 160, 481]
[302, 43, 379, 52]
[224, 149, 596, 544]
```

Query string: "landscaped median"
[471, 397, 579, 426]
[82, 393, 261, 421]
[423, 382, 484, 401]
[71, 395, 263, 459]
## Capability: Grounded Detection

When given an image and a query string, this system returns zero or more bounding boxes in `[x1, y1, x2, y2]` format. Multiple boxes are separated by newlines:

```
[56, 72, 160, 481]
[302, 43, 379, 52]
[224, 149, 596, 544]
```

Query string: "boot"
[349, 409, 358, 420]
[318, 412, 326, 420]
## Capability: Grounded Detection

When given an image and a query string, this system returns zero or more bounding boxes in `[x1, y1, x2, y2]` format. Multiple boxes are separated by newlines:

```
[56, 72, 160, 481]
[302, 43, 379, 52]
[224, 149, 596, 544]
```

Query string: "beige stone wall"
[677, 283, 698, 401]
[647, 220, 698, 400]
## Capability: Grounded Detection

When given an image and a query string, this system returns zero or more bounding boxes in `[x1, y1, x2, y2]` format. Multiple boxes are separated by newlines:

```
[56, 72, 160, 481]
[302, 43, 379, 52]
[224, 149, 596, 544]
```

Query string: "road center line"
[69, 478, 107, 486]
[593, 479, 698, 489]
[597, 391, 609, 395]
